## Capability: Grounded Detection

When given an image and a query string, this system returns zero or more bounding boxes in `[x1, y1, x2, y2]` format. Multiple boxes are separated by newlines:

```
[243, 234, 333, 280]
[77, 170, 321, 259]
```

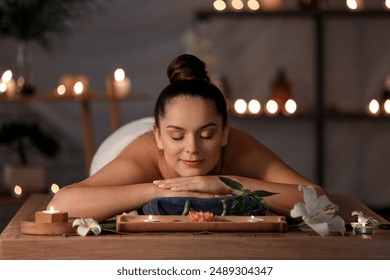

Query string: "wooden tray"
[116, 215, 287, 233]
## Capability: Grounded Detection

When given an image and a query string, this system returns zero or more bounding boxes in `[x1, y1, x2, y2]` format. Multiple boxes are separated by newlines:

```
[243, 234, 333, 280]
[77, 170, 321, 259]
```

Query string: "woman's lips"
[182, 160, 203, 167]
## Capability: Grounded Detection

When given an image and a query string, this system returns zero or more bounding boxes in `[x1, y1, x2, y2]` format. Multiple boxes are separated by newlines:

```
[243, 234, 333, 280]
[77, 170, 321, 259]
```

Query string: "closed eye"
[200, 132, 214, 139]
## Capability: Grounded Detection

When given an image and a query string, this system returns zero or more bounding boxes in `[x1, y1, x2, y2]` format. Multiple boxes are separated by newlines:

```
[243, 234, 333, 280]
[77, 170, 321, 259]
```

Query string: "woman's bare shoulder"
[222, 127, 281, 176]
[85, 132, 161, 185]
[227, 127, 263, 148]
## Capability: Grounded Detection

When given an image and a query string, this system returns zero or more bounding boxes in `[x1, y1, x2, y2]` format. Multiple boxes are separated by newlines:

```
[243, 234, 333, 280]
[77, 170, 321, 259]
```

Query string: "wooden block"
[35, 211, 68, 223]
[20, 219, 75, 235]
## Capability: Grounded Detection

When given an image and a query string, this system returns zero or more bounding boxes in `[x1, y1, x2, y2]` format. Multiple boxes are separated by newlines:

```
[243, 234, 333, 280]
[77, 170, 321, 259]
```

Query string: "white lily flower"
[290, 185, 346, 237]
[72, 217, 101, 236]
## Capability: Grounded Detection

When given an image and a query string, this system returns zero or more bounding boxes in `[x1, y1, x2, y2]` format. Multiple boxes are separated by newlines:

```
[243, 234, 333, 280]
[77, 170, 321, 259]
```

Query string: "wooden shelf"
[231, 111, 390, 121]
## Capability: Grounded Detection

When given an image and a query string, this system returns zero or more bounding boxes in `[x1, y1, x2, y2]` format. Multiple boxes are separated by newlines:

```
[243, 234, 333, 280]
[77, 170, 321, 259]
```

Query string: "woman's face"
[153, 96, 229, 178]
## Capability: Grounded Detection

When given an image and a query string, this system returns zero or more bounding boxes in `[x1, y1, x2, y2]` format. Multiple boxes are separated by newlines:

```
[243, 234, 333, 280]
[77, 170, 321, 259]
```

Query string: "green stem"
[288, 221, 306, 230]
[182, 199, 192, 216]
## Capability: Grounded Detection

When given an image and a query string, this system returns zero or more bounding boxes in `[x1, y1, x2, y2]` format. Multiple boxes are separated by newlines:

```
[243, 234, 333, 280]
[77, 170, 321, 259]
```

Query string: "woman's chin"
[176, 169, 208, 178]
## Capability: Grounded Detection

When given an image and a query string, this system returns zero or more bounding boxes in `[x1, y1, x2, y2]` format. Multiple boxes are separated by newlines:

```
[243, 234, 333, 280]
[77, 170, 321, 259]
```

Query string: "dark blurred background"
[1, 0, 390, 231]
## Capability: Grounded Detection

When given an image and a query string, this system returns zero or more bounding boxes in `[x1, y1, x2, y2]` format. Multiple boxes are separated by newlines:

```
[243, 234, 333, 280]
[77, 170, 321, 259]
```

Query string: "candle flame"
[213, 0, 226, 11]
[384, 99, 390, 115]
[248, 99, 261, 114]
[13, 185, 23, 196]
[51, 183, 60, 194]
[49, 206, 55, 213]
[74, 81, 84, 95]
[368, 99, 380, 115]
[1, 70, 13, 83]
[346, 0, 358, 10]
[57, 84, 66, 95]
[0, 82, 7, 93]
[386, 0, 390, 10]
[284, 99, 297, 115]
[234, 99, 247, 114]
[148, 215, 153, 220]
[266, 99, 279, 115]
[114, 68, 125, 82]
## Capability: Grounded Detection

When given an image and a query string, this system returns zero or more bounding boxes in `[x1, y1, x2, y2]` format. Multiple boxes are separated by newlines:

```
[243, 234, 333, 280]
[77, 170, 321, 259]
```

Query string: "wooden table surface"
[1, 194, 389, 260]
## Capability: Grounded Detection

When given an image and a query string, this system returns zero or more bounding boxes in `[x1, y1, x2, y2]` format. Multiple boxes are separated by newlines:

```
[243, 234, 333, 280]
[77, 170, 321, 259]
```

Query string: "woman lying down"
[49, 54, 323, 221]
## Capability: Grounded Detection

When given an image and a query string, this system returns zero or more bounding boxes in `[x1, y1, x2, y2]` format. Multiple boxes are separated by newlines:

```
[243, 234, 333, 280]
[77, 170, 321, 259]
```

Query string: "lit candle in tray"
[35, 206, 68, 223]
[350, 222, 373, 235]
[248, 215, 264, 223]
[143, 215, 159, 223]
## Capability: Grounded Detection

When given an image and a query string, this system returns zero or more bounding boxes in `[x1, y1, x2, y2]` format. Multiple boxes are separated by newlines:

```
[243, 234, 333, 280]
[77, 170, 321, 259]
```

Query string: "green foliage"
[0, 122, 60, 165]
[219, 176, 277, 215]
[0, 0, 106, 50]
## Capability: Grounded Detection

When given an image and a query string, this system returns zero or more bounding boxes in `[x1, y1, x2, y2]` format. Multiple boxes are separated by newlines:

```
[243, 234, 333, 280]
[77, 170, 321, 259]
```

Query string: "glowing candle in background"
[265, 99, 279, 115]
[113, 68, 131, 98]
[13, 185, 23, 197]
[383, 99, 390, 115]
[0, 82, 7, 94]
[248, 99, 261, 114]
[234, 99, 247, 114]
[213, 0, 227, 11]
[73, 81, 84, 95]
[368, 99, 381, 116]
[385, 0, 390, 10]
[51, 183, 60, 194]
[1, 70, 16, 97]
[346, 0, 363, 11]
[56, 84, 66, 96]
[231, 0, 244, 10]
[284, 99, 297, 115]
[247, 0, 260, 11]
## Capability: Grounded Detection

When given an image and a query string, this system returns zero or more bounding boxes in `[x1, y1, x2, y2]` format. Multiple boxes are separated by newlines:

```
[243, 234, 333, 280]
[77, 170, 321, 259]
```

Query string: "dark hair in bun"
[154, 54, 228, 128]
[167, 54, 210, 83]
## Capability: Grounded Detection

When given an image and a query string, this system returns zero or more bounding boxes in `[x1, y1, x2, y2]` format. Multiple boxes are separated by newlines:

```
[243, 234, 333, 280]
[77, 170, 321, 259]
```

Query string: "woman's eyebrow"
[166, 123, 217, 130]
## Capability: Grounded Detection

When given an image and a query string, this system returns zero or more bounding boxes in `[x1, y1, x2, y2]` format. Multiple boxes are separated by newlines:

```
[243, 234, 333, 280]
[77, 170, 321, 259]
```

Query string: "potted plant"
[0, 122, 60, 196]
[0, 0, 105, 95]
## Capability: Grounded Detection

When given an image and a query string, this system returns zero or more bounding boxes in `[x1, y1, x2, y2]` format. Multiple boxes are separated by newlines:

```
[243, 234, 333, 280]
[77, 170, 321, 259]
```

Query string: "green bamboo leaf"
[219, 176, 245, 192]
[249, 190, 278, 198]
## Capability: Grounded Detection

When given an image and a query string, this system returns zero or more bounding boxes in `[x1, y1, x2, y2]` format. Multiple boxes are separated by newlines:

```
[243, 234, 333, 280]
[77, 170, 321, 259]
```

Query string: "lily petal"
[327, 215, 346, 236]
[290, 202, 308, 218]
[306, 221, 329, 237]
[299, 185, 317, 208]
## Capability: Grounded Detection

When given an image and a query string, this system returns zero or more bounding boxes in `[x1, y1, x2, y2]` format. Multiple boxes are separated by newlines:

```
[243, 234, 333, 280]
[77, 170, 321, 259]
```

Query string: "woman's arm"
[154, 175, 321, 217]
[154, 128, 325, 217]
[48, 135, 215, 221]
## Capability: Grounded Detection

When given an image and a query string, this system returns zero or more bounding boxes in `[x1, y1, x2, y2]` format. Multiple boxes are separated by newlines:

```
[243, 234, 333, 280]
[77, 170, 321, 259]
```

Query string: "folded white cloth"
[89, 117, 154, 175]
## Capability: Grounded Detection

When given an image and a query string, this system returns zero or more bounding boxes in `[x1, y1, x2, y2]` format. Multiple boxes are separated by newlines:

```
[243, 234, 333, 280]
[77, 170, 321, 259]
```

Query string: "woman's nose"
[185, 135, 199, 153]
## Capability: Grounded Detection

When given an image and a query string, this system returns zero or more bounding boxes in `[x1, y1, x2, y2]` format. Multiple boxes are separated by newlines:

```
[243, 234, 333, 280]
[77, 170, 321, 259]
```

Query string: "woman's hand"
[153, 176, 236, 196]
